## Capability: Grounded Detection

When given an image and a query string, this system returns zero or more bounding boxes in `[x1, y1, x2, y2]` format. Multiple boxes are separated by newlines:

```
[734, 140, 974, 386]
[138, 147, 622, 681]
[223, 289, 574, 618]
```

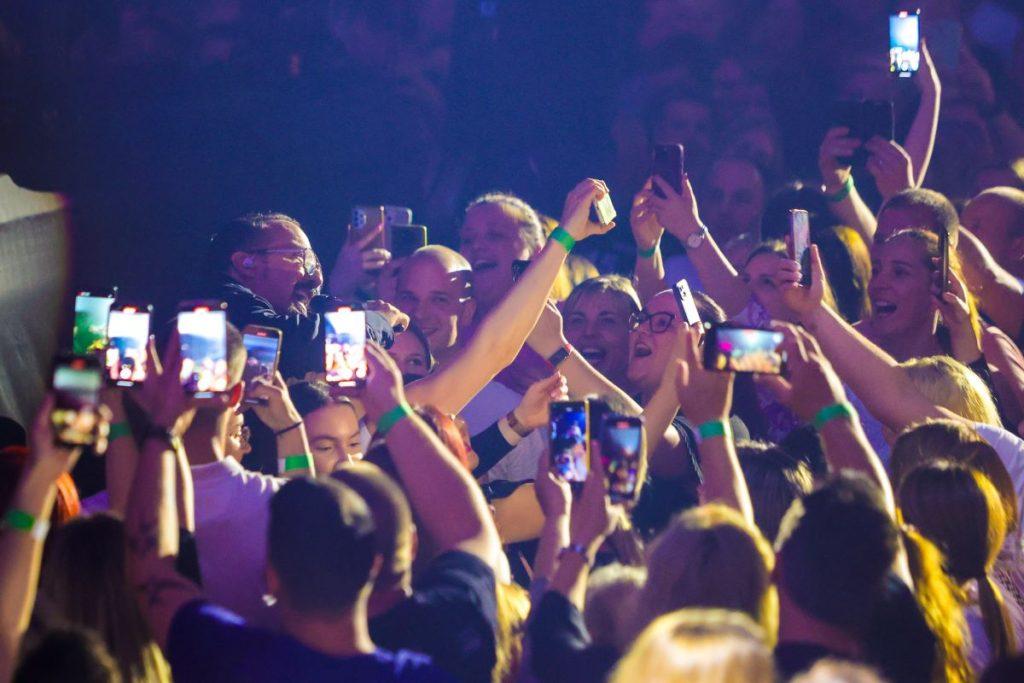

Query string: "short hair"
[13, 627, 121, 683]
[464, 192, 545, 254]
[267, 477, 376, 615]
[775, 472, 899, 634]
[287, 380, 356, 419]
[330, 462, 414, 585]
[974, 186, 1024, 239]
[900, 356, 1001, 427]
[736, 441, 814, 544]
[877, 189, 958, 244]
[205, 212, 301, 276]
[563, 276, 642, 317]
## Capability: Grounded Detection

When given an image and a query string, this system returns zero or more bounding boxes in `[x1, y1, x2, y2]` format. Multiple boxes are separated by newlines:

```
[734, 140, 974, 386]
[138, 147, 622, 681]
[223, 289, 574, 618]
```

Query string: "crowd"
[5, 1, 1024, 682]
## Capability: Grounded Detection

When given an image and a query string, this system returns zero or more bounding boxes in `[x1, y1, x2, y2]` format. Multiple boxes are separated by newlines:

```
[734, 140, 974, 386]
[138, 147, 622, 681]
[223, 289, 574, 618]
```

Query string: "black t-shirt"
[370, 551, 498, 683]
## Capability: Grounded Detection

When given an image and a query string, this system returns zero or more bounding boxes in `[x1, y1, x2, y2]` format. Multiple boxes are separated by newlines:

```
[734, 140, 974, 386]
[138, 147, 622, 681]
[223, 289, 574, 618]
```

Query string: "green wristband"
[637, 241, 659, 259]
[108, 422, 132, 443]
[549, 226, 576, 253]
[812, 402, 855, 430]
[377, 402, 414, 437]
[278, 454, 311, 473]
[696, 419, 730, 443]
[3, 508, 35, 532]
[826, 175, 854, 203]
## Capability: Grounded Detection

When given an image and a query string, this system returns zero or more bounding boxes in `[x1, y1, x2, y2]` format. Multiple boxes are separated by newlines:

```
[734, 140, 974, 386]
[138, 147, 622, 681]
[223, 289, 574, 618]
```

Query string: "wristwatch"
[547, 342, 573, 368]
[142, 423, 184, 452]
[686, 225, 709, 249]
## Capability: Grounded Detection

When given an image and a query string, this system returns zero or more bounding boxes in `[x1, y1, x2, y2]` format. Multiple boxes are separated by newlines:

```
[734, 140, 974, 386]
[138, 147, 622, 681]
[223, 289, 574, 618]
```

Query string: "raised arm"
[819, 128, 879, 243]
[361, 343, 503, 571]
[630, 182, 668, 303]
[248, 372, 315, 476]
[957, 227, 1024, 339]
[408, 179, 616, 414]
[104, 387, 137, 515]
[903, 39, 941, 187]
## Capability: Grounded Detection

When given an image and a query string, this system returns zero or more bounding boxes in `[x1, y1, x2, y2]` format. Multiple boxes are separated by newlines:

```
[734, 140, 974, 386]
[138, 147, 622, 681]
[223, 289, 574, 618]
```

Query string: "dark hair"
[268, 477, 376, 615]
[288, 381, 334, 417]
[205, 212, 300, 276]
[862, 574, 939, 683]
[0, 415, 26, 449]
[760, 182, 835, 242]
[736, 440, 813, 544]
[775, 472, 900, 635]
[817, 226, 871, 323]
[399, 323, 435, 374]
[643, 85, 709, 138]
[692, 291, 726, 325]
[877, 189, 958, 244]
[14, 627, 121, 683]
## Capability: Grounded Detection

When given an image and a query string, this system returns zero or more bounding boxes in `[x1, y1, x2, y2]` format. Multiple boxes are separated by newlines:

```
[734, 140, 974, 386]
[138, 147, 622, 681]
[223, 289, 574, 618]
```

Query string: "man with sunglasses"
[202, 211, 394, 380]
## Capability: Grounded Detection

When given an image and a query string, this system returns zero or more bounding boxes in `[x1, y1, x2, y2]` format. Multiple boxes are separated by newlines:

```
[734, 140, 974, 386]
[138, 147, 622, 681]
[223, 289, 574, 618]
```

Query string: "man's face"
[238, 221, 323, 315]
[564, 290, 635, 387]
[704, 159, 765, 243]
[962, 193, 1024, 274]
[395, 256, 472, 355]
[459, 203, 533, 311]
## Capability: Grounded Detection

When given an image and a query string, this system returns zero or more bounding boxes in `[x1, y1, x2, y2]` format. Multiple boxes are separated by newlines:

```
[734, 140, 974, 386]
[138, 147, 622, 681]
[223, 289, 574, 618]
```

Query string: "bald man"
[962, 187, 1024, 280]
[394, 246, 476, 365]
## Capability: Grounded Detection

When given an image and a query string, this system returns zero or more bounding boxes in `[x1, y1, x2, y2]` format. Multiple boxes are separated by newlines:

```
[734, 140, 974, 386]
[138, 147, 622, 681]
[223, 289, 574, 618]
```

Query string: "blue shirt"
[168, 600, 454, 683]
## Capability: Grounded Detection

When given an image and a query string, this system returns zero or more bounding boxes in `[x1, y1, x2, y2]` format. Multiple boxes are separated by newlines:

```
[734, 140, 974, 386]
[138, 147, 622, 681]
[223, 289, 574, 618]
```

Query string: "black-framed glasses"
[249, 248, 321, 276]
[629, 310, 676, 334]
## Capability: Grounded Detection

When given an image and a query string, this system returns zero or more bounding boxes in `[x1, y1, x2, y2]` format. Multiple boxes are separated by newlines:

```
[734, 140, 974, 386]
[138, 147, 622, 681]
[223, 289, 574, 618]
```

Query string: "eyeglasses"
[249, 248, 321, 276]
[629, 310, 676, 334]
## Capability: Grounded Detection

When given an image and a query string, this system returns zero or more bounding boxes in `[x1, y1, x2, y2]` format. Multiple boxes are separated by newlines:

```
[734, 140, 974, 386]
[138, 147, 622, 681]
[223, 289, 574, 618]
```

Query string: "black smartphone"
[672, 279, 702, 326]
[830, 100, 895, 165]
[51, 355, 103, 447]
[890, 9, 921, 78]
[324, 306, 368, 388]
[703, 324, 786, 375]
[242, 325, 283, 404]
[511, 259, 531, 283]
[938, 228, 950, 294]
[177, 301, 230, 398]
[652, 144, 685, 198]
[350, 205, 386, 251]
[73, 289, 117, 356]
[104, 304, 152, 387]
[549, 400, 589, 486]
[601, 415, 644, 504]
[389, 224, 428, 259]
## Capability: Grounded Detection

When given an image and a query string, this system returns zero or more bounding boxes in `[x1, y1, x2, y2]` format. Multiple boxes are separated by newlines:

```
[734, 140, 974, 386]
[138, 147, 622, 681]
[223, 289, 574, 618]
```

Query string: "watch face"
[686, 228, 706, 248]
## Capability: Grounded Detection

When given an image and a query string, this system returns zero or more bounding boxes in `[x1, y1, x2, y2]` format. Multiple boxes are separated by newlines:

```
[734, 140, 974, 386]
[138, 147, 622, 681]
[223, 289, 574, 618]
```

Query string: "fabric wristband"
[637, 241, 659, 259]
[108, 422, 132, 443]
[812, 402, 855, 430]
[377, 402, 414, 437]
[273, 421, 303, 438]
[695, 419, 730, 443]
[549, 226, 576, 253]
[558, 542, 592, 564]
[826, 175, 854, 203]
[278, 454, 311, 473]
[3, 508, 50, 541]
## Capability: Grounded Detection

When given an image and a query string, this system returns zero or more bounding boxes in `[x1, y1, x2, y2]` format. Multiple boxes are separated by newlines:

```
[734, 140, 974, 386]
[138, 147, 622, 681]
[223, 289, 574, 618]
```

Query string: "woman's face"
[564, 290, 635, 386]
[868, 237, 936, 338]
[459, 202, 534, 311]
[743, 252, 799, 323]
[303, 403, 363, 473]
[388, 329, 431, 380]
[627, 291, 684, 396]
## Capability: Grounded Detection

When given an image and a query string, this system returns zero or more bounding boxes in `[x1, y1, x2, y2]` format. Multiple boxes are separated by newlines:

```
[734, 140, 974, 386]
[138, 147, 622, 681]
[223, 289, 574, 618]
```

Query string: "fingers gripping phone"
[73, 289, 117, 356]
[52, 355, 103, 447]
[105, 304, 152, 387]
[242, 325, 283, 404]
[703, 324, 786, 375]
[549, 400, 589, 487]
[672, 279, 702, 326]
[830, 100, 895, 166]
[324, 307, 368, 388]
[601, 415, 644, 504]
[789, 209, 811, 285]
[890, 10, 921, 77]
[652, 144, 685, 198]
[938, 228, 950, 294]
[177, 301, 230, 398]
[592, 193, 617, 226]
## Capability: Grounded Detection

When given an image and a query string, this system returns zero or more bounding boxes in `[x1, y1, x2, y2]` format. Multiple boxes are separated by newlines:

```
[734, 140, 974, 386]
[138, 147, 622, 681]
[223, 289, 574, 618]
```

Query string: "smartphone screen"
[938, 229, 950, 294]
[52, 356, 102, 447]
[73, 292, 116, 355]
[672, 279, 701, 326]
[178, 307, 229, 397]
[242, 328, 282, 386]
[704, 325, 786, 375]
[105, 307, 151, 387]
[602, 416, 643, 504]
[389, 224, 428, 259]
[790, 209, 810, 264]
[549, 400, 589, 484]
[890, 10, 921, 77]
[324, 308, 367, 386]
[351, 205, 386, 251]
[652, 144, 685, 198]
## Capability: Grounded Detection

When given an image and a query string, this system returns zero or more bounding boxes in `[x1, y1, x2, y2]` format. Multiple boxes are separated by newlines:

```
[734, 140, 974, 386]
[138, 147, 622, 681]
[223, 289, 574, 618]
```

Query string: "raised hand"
[818, 127, 858, 193]
[365, 299, 410, 332]
[352, 342, 408, 424]
[560, 178, 617, 241]
[330, 223, 392, 297]
[760, 323, 847, 422]
[133, 332, 198, 435]
[535, 450, 571, 521]
[932, 266, 981, 364]
[514, 373, 569, 431]
[568, 443, 617, 553]
[630, 180, 664, 252]
[28, 394, 99, 480]
[647, 174, 704, 242]
[672, 326, 733, 425]
[864, 138, 915, 200]
[781, 244, 827, 321]
[249, 371, 304, 432]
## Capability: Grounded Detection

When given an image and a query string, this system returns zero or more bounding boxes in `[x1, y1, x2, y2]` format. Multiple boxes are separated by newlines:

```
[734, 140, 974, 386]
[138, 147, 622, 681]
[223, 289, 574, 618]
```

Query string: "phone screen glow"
[106, 310, 150, 385]
[324, 309, 367, 385]
[178, 310, 228, 395]
[890, 12, 921, 75]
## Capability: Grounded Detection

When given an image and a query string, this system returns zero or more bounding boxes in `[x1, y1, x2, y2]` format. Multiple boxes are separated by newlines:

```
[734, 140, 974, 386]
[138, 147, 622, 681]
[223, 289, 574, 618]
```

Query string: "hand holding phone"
[703, 324, 786, 375]
[938, 229, 950, 294]
[672, 279, 702, 326]
[350, 205, 386, 252]
[242, 325, 283, 405]
[592, 193, 617, 226]
[51, 355, 103, 447]
[177, 301, 230, 397]
[549, 400, 589, 487]
[324, 307, 368, 387]
[652, 144, 684, 198]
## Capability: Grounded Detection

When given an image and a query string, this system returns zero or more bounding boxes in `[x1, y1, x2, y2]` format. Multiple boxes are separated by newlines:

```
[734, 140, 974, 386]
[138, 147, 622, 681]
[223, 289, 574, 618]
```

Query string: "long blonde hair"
[901, 356, 1001, 427]
[611, 608, 774, 683]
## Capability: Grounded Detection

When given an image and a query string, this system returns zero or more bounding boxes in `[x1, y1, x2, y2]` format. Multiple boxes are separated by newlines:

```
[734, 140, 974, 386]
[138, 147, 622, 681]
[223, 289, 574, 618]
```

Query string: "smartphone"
[389, 224, 428, 259]
[177, 301, 229, 398]
[350, 205, 386, 251]
[938, 229, 950, 294]
[790, 209, 810, 263]
[652, 144, 685, 198]
[383, 205, 413, 227]
[242, 325, 283, 404]
[703, 324, 786, 375]
[592, 193, 617, 226]
[73, 290, 117, 356]
[549, 400, 589, 486]
[830, 100, 895, 165]
[511, 259, 531, 283]
[324, 307, 367, 387]
[51, 355, 103, 447]
[671, 279, 701, 327]
[601, 415, 644, 504]
[890, 10, 921, 77]
[104, 304, 152, 387]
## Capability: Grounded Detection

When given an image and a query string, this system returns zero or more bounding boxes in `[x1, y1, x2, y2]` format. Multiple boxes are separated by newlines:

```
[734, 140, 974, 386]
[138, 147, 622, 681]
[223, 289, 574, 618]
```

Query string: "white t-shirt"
[191, 457, 282, 628]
